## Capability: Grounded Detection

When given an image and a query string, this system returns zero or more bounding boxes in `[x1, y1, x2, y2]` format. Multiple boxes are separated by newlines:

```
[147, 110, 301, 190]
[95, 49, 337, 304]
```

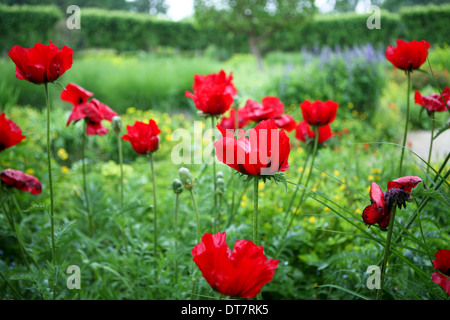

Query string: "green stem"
[377, 206, 397, 300]
[149, 152, 157, 260]
[427, 112, 435, 174]
[399, 70, 411, 176]
[118, 134, 124, 208]
[0, 268, 23, 299]
[174, 193, 179, 285]
[81, 121, 93, 232]
[253, 176, 262, 301]
[189, 189, 200, 244]
[276, 126, 319, 258]
[44, 83, 56, 300]
[211, 116, 217, 212]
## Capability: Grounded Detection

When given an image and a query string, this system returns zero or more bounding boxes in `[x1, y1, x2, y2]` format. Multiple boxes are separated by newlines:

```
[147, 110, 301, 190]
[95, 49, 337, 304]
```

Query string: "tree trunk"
[248, 34, 264, 72]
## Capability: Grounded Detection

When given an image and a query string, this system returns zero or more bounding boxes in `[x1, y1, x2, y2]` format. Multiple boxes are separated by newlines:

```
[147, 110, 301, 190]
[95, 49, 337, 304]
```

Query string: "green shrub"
[0, 4, 61, 53]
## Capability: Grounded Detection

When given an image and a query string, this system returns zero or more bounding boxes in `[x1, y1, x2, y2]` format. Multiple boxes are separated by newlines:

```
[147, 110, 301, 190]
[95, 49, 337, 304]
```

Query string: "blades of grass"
[316, 284, 370, 300]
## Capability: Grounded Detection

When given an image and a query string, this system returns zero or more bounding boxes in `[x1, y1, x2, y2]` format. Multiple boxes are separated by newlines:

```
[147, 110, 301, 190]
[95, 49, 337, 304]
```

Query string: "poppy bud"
[216, 177, 225, 195]
[216, 171, 224, 179]
[112, 116, 123, 135]
[179, 167, 193, 190]
[172, 179, 183, 194]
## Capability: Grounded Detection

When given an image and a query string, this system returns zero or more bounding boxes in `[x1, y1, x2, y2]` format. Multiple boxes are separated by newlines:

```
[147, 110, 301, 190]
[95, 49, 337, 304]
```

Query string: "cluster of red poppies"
[2, 37, 449, 299]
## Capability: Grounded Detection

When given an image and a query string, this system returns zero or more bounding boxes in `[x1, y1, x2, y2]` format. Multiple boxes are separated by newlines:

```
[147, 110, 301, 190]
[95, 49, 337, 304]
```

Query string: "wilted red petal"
[387, 176, 422, 193]
[61, 83, 94, 107]
[415, 87, 450, 113]
[0, 113, 26, 152]
[1, 169, 42, 195]
[274, 114, 297, 132]
[295, 121, 332, 144]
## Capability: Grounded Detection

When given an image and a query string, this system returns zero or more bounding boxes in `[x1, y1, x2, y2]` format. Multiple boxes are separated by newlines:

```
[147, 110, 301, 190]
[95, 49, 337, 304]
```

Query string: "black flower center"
[384, 188, 411, 209]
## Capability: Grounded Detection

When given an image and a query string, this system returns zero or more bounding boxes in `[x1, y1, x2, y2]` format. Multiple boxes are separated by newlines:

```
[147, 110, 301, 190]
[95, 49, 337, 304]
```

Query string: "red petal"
[387, 176, 422, 193]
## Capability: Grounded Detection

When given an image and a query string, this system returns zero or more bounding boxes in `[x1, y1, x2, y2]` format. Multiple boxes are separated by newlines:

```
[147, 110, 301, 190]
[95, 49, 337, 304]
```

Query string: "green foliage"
[400, 4, 450, 46]
[0, 4, 61, 53]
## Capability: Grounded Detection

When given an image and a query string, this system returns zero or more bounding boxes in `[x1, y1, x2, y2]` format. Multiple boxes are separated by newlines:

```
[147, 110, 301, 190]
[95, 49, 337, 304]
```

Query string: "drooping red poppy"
[274, 114, 297, 132]
[385, 39, 430, 71]
[185, 70, 237, 116]
[8, 40, 73, 84]
[214, 119, 290, 176]
[300, 100, 339, 127]
[362, 176, 422, 231]
[0, 113, 26, 152]
[415, 87, 450, 114]
[295, 121, 333, 145]
[242, 96, 285, 122]
[1, 169, 42, 195]
[61, 83, 117, 136]
[431, 249, 450, 295]
[192, 232, 280, 299]
[122, 119, 161, 155]
[219, 108, 250, 130]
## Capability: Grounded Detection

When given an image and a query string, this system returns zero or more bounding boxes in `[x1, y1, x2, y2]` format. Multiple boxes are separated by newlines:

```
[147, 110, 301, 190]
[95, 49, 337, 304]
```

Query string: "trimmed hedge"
[0, 4, 449, 55]
[400, 4, 450, 45]
[0, 4, 62, 53]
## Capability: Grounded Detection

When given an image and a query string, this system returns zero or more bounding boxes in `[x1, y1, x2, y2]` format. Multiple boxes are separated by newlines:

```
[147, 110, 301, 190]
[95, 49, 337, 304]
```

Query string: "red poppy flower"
[295, 121, 333, 145]
[62, 83, 117, 136]
[242, 96, 285, 122]
[1, 169, 42, 195]
[274, 114, 297, 132]
[0, 113, 26, 152]
[185, 70, 237, 116]
[300, 100, 339, 127]
[362, 176, 422, 230]
[219, 108, 250, 130]
[192, 232, 280, 299]
[385, 39, 430, 71]
[122, 119, 161, 154]
[431, 249, 450, 295]
[415, 87, 450, 114]
[214, 119, 290, 176]
[8, 40, 73, 84]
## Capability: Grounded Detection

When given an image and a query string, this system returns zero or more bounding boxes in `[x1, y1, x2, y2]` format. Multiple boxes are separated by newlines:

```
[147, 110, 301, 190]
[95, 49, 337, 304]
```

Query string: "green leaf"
[411, 182, 449, 206]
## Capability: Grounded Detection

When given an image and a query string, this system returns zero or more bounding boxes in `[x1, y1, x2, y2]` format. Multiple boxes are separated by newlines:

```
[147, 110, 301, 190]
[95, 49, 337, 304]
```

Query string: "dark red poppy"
[192, 232, 279, 299]
[0, 113, 26, 152]
[431, 249, 450, 295]
[300, 100, 339, 127]
[385, 39, 430, 71]
[122, 120, 161, 154]
[214, 119, 290, 176]
[1, 169, 42, 195]
[295, 121, 333, 145]
[362, 176, 422, 231]
[415, 87, 450, 114]
[8, 40, 73, 84]
[219, 108, 250, 130]
[242, 96, 285, 122]
[62, 83, 117, 136]
[185, 70, 237, 116]
[274, 114, 296, 132]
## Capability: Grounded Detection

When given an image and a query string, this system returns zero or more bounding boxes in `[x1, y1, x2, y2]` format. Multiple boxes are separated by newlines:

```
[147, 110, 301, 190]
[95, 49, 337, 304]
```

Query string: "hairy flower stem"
[276, 127, 319, 258]
[118, 134, 124, 208]
[189, 189, 200, 244]
[399, 70, 411, 176]
[253, 176, 262, 301]
[44, 83, 56, 300]
[174, 192, 179, 285]
[211, 116, 217, 213]
[82, 121, 93, 233]
[377, 206, 397, 300]
[427, 112, 435, 174]
[149, 152, 158, 261]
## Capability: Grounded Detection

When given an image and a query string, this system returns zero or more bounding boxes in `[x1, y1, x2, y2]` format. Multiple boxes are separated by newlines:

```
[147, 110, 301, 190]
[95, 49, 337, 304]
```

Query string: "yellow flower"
[309, 216, 316, 223]
[368, 174, 375, 181]
[355, 208, 362, 214]
[258, 181, 265, 190]
[334, 170, 340, 176]
[333, 195, 341, 201]
[26, 168, 34, 175]
[324, 207, 330, 212]
[57, 148, 69, 161]
[320, 172, 327, 178]
[61, 166, 69, 174]
[240, 201, 247, 208]
[371, 168, 382, 174]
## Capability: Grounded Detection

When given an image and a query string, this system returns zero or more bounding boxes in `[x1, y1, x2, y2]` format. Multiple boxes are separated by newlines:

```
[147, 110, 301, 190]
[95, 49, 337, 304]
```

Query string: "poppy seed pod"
[172, 179, 183, 194]
[112, 116, 123, 135]
[216, 171, 224, 179]
[179, 167, 193, 190]
[216, 177, 225, 195]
